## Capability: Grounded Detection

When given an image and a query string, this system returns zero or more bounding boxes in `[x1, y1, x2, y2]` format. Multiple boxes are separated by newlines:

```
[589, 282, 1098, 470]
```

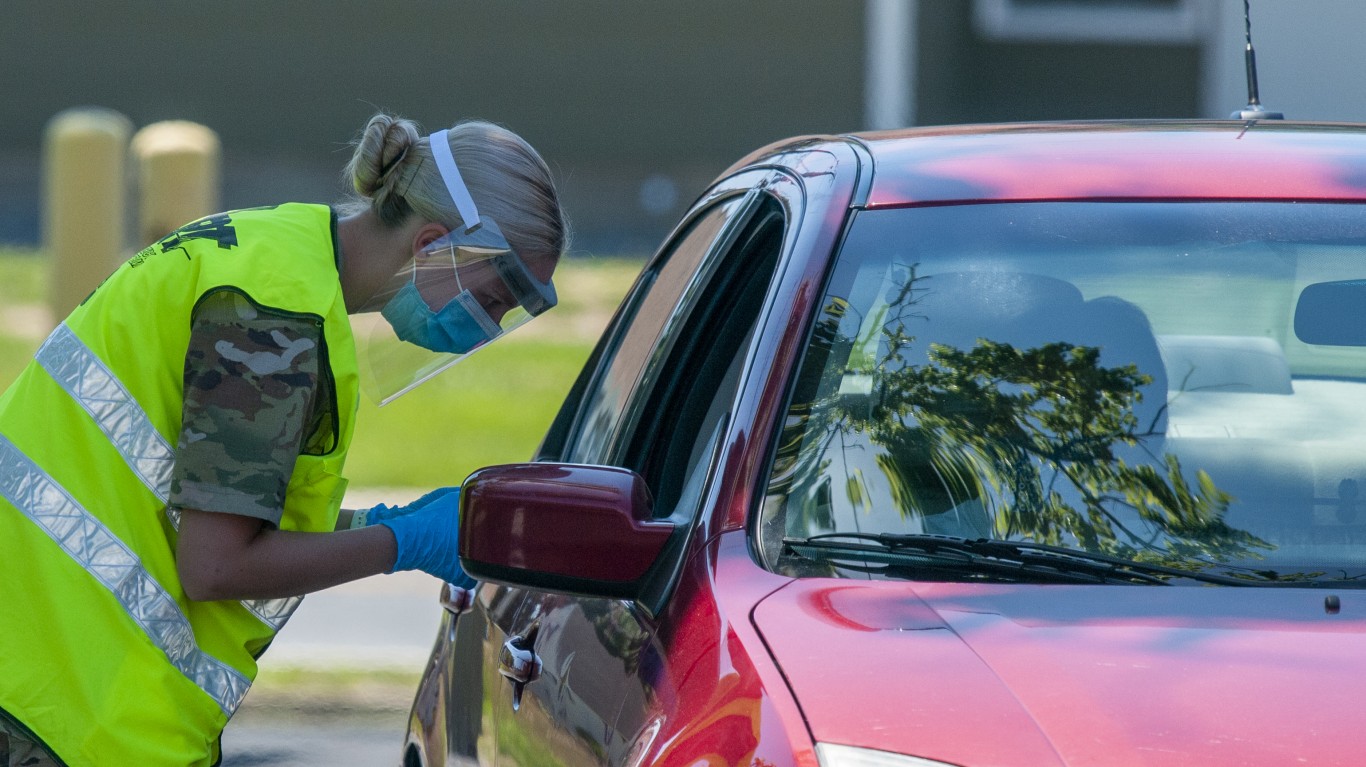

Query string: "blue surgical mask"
[381, 281, 499, 354]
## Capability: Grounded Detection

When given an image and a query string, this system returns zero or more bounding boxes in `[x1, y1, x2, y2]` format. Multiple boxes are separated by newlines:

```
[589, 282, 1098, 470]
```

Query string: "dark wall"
[3, 2, 1205, 252]
[3, 2, 866, 253]
[916, 0, 1201, 126]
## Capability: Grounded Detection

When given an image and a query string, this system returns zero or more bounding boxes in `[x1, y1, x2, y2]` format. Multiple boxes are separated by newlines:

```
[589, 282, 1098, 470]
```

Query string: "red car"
[403, 120, 1366, 767]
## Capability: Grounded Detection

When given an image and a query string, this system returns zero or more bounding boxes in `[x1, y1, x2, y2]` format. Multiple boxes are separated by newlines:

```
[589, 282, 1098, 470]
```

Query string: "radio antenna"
[1230, 0, 1283, 120]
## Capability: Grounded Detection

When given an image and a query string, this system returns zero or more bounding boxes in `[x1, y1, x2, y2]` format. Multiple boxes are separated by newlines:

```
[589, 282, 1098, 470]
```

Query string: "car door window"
[560, 188, 786, 521]
[620, 198, 785, 516]
[561, 190, 758, 467]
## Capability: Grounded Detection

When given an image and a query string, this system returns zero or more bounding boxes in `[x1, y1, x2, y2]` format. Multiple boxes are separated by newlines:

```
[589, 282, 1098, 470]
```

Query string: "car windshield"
[760, 201, 1366, 586]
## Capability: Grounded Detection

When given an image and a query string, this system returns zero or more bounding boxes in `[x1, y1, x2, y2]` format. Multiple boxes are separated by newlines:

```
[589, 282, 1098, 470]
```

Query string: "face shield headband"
[430, 128, 482, 237]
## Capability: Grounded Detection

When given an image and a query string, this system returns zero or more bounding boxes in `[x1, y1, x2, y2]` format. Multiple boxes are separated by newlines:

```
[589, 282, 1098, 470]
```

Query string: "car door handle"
[439, 581, 474, 616]
[499, 635, 542, 684]
[499, 634, 542, 711]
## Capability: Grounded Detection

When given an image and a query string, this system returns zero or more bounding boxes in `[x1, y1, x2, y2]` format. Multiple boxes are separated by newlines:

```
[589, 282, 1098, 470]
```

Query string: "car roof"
[742, 120, 1366, 207]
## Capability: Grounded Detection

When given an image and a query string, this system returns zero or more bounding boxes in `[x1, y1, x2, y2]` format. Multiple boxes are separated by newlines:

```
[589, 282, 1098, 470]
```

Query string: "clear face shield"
[358, 216, 557, 405]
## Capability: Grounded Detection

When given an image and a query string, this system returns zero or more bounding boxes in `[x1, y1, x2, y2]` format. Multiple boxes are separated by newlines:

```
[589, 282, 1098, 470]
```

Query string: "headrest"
[910, 271, 1167, 433]
[1157, 335, 1293, 394]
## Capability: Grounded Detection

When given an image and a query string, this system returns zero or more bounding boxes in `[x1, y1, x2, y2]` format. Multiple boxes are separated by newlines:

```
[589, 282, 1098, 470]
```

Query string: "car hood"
[751, 580, 1366, 766]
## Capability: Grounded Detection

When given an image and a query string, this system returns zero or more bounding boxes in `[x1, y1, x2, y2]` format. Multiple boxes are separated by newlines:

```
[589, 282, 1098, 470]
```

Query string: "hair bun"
[346, 113, 422, 225]
[350, 114, 420, 199]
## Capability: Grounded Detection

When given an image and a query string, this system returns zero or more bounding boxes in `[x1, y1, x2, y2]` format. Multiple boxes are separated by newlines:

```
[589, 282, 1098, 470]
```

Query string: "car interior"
[767, 249, 1366, 581]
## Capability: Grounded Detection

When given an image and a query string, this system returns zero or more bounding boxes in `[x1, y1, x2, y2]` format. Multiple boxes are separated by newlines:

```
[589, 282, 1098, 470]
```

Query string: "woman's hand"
[346, 486, 460, 529]
[376, 490, 474, 587]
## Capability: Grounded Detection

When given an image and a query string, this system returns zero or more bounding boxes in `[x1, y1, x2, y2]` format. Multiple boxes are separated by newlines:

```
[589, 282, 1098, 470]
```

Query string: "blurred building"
[3, 1, 1363, 255]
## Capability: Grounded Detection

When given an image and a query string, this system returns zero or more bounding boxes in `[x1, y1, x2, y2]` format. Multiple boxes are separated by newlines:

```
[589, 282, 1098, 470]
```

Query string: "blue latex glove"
[378, 489, 476, 588]
[356, 486, 460, 528]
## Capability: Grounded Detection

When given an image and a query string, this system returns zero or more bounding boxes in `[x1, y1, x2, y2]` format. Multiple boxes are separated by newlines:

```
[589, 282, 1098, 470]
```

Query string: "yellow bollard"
[131, 120, 221, 246]
[43, 107, 132, 322]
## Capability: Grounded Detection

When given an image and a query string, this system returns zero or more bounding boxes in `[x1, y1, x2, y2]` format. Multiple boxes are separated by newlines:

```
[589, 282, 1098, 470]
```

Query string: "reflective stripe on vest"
[35, 324, 173, 499]
[34, 324, 302, 630]
[0, 434, 250, 716]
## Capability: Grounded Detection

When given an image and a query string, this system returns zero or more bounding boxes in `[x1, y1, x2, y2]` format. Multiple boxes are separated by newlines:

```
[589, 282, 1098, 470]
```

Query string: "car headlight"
[816, 743, 962, 767]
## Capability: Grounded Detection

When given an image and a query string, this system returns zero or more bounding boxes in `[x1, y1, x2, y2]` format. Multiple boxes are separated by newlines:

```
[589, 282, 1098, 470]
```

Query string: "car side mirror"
[458, 463, 678, 602]
[1295, 280, 1366, 346]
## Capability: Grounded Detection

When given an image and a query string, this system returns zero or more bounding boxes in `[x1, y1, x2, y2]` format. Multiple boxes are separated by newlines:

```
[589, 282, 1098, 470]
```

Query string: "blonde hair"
[344, 112, 567, 269]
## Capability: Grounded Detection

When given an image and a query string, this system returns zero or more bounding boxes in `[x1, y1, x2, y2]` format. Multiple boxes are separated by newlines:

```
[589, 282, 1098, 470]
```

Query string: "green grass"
[0, 248, 643, 489]
[0, 248, 48, 385]
[0, 247, 45, 304]
[348, 256, 640, 487]
[348, 337, 595, 487]
[0, 336, 39, 389]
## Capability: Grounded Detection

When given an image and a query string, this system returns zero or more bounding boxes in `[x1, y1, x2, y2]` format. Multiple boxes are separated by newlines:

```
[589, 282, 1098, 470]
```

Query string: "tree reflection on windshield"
[767, 267, 1272, 574]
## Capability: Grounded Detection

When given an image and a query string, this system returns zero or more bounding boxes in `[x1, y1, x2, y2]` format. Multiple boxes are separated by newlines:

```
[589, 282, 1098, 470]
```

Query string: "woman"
[0, 112, 566, 766]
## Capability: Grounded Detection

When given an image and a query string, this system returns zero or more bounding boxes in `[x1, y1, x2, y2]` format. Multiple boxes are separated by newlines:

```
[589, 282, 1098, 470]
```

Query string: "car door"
[426, 189, 768, 766]
[485, 172, 793, 767]
[411, 575, 525, 766]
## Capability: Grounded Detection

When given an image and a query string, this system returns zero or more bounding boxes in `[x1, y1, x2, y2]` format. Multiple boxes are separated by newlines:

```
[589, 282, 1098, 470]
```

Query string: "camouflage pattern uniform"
[0, 717, 62, 767]
[170, 288, 330, 526]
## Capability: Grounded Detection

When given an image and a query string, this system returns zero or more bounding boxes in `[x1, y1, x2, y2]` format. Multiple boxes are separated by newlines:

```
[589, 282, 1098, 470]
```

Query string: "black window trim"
[606, 187, 768, 468]
[549, 175, 771, 465]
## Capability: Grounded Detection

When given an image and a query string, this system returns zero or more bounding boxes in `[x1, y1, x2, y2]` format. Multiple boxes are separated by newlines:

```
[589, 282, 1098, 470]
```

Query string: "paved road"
[257, 569, 444, 671]
[222, 489, 445, 767]
[222, 717, 408, 767]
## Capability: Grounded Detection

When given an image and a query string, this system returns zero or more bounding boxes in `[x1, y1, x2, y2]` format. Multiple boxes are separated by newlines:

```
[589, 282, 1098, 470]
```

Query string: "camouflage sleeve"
[169, 289, 322, 526]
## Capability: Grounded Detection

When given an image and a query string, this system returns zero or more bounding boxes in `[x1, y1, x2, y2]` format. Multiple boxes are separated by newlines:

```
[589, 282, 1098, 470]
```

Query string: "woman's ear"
[411, 222, 451, 255]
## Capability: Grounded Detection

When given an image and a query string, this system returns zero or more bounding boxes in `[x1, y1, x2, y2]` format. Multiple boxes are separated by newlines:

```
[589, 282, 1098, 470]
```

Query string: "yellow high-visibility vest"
[0, 203, 358, 766]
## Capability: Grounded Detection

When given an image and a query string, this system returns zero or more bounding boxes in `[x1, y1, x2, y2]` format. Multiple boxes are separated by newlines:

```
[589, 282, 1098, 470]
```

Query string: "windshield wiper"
[783, 532, 1269, 586]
